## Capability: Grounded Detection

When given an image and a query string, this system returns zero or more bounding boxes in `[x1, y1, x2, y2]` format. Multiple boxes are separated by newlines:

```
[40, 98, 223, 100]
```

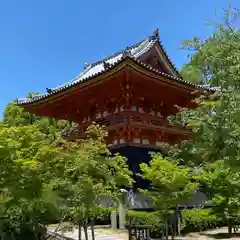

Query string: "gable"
[138, 38, 181, 78]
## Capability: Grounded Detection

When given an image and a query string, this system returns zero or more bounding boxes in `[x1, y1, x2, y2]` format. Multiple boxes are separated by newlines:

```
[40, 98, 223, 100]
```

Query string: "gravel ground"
[48, 224, 240, 240]
[98, 227, 240, 240]
[48, 224, 126, 240]
[175, 227, 240, 239]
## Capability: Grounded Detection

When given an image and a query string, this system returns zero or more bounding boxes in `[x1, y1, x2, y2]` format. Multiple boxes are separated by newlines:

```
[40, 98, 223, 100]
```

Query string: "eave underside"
[21, 60, 201, 119]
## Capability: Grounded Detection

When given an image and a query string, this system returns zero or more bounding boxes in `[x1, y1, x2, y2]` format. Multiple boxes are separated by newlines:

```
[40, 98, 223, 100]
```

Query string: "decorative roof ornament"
[122, 50, 130, 58]
[103, 61, 111, 70]
[84, 62, 90, 70]
[153, 28, 159, 40]
[46, 88, 53, 94]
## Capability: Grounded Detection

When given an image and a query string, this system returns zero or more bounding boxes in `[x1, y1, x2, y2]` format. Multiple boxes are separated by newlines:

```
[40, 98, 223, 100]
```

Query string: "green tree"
[140, 153, 198, 239]
[4, 95, 75, 143]
[56, 124, 133, 240]
[180, 64, 205, 84]
[0, 123, 61, 239]
[2, 96, 133, 239]
[194, 161, 240, 233]
[180, 8, 240, 85]
[169, 7, 240, 235]
[3, 93, 41, 126]
[3, 102, 32, 126]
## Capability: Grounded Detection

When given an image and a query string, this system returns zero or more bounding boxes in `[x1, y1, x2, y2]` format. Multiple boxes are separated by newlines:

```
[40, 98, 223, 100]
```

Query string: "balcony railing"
[62, 111, 190, 140]
[82, 111, 169, 128]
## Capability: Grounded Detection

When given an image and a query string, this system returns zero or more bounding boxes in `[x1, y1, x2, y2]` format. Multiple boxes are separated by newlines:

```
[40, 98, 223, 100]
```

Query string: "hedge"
[126, 208, 223, 235]
[54, 207, 225, 234]
[181, 208, 223, 233]
[64, 206, 114, 225]
[126, 210, 164, 238]
[126, 210, 163, 230]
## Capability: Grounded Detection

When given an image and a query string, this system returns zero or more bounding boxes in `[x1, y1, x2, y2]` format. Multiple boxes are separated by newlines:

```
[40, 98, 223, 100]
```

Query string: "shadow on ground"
[200, 232, 240, 239]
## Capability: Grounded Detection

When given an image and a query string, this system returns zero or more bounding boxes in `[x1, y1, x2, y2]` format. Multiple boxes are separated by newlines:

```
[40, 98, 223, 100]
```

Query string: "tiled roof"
[65, 37, 156, 86]
[18, 31, 216, 105]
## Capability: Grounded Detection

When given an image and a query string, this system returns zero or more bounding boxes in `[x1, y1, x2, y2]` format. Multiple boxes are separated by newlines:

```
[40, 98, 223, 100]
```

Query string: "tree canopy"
[0, 101, 133, 239]
[180, 8, 240, 86]
[169, 8, 240, 235]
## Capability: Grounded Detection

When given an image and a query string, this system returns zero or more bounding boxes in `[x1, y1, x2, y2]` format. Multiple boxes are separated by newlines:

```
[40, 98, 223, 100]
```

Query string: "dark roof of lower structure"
[96, 190, 212, 211]
[125, 190, 209, 210]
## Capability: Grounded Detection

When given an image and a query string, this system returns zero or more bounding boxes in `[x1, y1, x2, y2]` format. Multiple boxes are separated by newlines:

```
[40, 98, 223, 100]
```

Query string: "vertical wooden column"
[121, 68, 133, 110]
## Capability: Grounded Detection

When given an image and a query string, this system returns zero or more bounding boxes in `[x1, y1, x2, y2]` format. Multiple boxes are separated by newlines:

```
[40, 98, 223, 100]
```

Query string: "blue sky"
[0, 0, 239, 118]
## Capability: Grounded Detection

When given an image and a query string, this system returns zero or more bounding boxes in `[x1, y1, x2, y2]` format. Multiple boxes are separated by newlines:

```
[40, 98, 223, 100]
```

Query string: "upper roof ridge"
[90, 38, 147, 67]
[62, 38, 150, 87]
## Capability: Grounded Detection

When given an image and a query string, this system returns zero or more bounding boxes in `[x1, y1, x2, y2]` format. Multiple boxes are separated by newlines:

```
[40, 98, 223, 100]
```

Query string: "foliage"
[180, 8, 240, 85]
[180, 64, 205, 84]
[88, 206, 113, 222]
[0, 114, 133, 239]
[3, 102, 33, 126]
[3, 96, 74, 142]
[126, 210, 163, 231]
[0, 124, 61, 238]
[0, 97, 66, 238]
[139, 153, 198, 239]
[1, 93, 133, 240]
[181, 208, 222, 233]
[194, 161, 240, 223]
[140, 153, 198, 214]
[169, 7, 240, 235]
[3, 93, 41, 127]
[58, 125, 133, 228]
[126, 209, 222, 236]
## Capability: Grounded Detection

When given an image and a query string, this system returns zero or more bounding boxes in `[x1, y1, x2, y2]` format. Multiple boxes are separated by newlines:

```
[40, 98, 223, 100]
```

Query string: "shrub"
[90, 206, 114, 223]
[126, 210, 162, 228]
[181, 208, 223, 233]
[66, 206, 114, 225]
[66, 207, 225, 235]
[126, 210, 164, 238]
[126, 208, 224, 235]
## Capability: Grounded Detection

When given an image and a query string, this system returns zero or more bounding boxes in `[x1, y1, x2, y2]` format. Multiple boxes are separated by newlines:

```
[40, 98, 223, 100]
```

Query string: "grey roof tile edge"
[69, 38, 156, 86]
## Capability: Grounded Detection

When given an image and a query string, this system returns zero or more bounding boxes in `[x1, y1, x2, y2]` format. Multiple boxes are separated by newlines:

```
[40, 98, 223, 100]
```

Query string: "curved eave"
[155, 40, 182, 78]
[18, 56, 215, 107]
[133, 57, 212, 91]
